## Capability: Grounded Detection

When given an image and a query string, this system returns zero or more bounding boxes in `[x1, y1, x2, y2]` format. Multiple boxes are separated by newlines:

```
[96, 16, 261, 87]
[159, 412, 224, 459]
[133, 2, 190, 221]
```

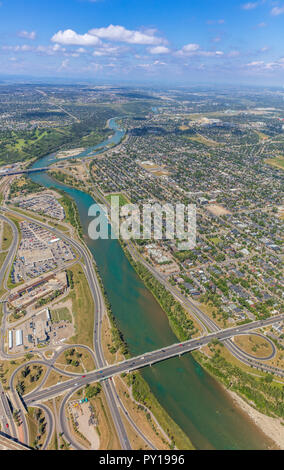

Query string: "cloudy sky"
[1, 0, 284, 85]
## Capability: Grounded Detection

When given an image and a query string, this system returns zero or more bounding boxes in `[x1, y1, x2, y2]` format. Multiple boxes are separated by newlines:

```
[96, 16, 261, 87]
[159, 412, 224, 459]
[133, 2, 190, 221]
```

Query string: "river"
[28, 117, 273, 450]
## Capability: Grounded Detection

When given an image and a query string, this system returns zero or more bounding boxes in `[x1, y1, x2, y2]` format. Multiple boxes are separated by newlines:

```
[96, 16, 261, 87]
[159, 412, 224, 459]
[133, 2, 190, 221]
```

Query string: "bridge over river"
[24, 314, 284, 405]
[0, 167, 48, 177]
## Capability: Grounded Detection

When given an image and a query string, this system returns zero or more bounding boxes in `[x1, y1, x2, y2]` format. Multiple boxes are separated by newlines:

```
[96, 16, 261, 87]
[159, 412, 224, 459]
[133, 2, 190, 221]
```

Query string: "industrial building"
[15, 329, 23, 347]
[8, 331, 13, 349]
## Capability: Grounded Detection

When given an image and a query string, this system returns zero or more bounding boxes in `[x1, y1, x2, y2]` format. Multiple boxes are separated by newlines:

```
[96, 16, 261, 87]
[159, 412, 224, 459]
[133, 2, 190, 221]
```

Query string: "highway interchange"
[0, 200, 283, 450]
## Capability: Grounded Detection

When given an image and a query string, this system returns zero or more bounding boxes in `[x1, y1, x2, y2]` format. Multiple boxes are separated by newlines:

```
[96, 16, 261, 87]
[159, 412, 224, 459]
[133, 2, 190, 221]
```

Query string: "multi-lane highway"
[0, 204, 283, 451]
[90, 185, 284, 379]
[24, 314, 284, 405]
[0, 206, 132, 449]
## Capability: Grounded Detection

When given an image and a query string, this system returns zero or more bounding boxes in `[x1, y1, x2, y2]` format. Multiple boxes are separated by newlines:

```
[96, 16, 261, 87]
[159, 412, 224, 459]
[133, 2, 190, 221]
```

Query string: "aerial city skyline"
[0, 0, 283, 457]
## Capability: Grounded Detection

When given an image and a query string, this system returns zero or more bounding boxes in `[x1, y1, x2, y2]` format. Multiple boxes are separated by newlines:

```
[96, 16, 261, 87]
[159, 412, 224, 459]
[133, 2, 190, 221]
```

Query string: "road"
[0, 206, 132, 450]
[1, 204, 283, 450]
[24, 314, 284, 405]
[90, 185, 284, 379]
[0, 382, 17, 439]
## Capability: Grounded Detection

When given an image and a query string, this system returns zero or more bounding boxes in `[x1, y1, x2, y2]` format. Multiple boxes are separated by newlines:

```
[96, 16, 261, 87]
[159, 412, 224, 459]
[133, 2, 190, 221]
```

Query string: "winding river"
[28, 118, 274, 450]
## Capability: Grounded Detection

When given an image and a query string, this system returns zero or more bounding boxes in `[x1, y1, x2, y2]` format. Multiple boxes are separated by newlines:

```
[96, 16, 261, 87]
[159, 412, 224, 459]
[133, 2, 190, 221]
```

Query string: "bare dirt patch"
[206, 204, 231, 216]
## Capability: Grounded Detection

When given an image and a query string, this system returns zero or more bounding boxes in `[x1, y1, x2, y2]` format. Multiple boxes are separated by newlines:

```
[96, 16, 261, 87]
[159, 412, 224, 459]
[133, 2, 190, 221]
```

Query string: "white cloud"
[246, 59, 284, 70]
[257, 22, 266, 27]
[242, 2, 259, 10]
[2, 44, 33, 52]
[177, 44, 223, 57]
[51, 29, 102, 46]
[182, 43, 200, 53]
[246, 61, 264, 66]
[148, 46, 170, 54]
[36, 44, 66, 55]
[88, 24, 165, 45]
[271, 6, 284, 16]
[2, 43, 67, 56]
[92, 43, 125, 56]
[17, 30, 36, 40]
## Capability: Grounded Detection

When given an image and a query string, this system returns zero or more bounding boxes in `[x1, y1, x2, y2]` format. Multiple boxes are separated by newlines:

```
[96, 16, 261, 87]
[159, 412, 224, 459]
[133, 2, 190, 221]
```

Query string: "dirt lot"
[70, 401, 100, 449]
[206, 204, 231, 216]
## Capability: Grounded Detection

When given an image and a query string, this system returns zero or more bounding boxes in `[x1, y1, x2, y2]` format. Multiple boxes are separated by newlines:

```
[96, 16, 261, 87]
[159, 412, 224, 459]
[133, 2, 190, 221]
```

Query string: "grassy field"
[187, 134, 221, 147]
[255, 130, 269, 141]
[14, 363, 47, 396]
[234, 334, 273, 358]
[51, 306, 72, 323]
[67, 263, 95, 348]
[105, 193, 131, 206]
[209, 236, 222, 245]
[1, 222, 13, 251]
[90, 392, 121, 449]
[26, 406, 47, 449]
[0, 252, 7, 271]
[265, 155, 284, 170]
[55, 346, 95, 373]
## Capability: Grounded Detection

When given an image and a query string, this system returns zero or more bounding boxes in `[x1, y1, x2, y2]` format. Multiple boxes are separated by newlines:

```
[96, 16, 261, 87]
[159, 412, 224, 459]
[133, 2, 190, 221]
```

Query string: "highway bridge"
[0, 433, 31, 451]
[24, 313, 284, 405]
[0, 167, 48, 177]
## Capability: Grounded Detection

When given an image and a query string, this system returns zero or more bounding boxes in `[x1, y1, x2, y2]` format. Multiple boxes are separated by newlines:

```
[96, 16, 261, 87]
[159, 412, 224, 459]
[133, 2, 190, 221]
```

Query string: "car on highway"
[6, 423, 9, 428]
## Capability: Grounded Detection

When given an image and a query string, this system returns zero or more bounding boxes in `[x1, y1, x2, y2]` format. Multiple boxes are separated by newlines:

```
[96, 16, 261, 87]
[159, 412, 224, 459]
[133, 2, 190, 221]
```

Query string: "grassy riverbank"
[121, 240, 284, 423]
[193, 348, 284, 419]
[121, 242, 200, 341]
[49, 186, 83, 239]
[93, 260, 195, 449]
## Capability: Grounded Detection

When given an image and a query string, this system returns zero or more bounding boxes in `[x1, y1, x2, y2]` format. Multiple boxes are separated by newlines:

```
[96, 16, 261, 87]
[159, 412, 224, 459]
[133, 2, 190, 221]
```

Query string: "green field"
[51, 307, 72, 323]
[66, 263, 95, 348]
[265, 156, 284, 170]
[105, 193, 131, 207]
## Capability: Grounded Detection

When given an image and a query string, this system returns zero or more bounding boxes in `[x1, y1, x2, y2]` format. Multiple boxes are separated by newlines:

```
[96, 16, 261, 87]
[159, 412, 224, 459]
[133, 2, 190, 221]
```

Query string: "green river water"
[28, 118, 274, 450]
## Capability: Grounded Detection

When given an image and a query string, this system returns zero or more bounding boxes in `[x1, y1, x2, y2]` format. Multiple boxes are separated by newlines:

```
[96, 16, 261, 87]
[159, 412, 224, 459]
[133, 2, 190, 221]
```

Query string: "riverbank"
[93, 255, 194, 449]
[119, 239, 284, 446]
[228, 390, 283, 449]
[28, 116, 278, 450]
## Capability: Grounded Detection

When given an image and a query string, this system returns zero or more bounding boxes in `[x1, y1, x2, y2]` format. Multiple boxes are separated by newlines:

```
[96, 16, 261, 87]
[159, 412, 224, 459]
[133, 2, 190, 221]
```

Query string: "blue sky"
[0, 0, 283, 85]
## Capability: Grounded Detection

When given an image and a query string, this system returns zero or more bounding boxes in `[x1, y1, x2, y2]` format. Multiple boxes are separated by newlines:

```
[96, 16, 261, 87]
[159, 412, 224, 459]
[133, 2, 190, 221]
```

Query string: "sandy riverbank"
[56, 148, 86, 159]
[229, 390, 284, 449]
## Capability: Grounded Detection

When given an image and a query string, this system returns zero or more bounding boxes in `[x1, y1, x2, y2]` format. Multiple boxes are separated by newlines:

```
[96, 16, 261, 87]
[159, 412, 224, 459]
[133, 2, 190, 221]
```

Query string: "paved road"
[35, 402, 55, 450]
[24, 314, 284, 405]
[0, 206, 132, 450]
[91, 186, 284, 379]
[0, 214, 18, 288]
[0, 382, 17, 439]
[0, 168, 48, 177]
[1, 206, 283, 450]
